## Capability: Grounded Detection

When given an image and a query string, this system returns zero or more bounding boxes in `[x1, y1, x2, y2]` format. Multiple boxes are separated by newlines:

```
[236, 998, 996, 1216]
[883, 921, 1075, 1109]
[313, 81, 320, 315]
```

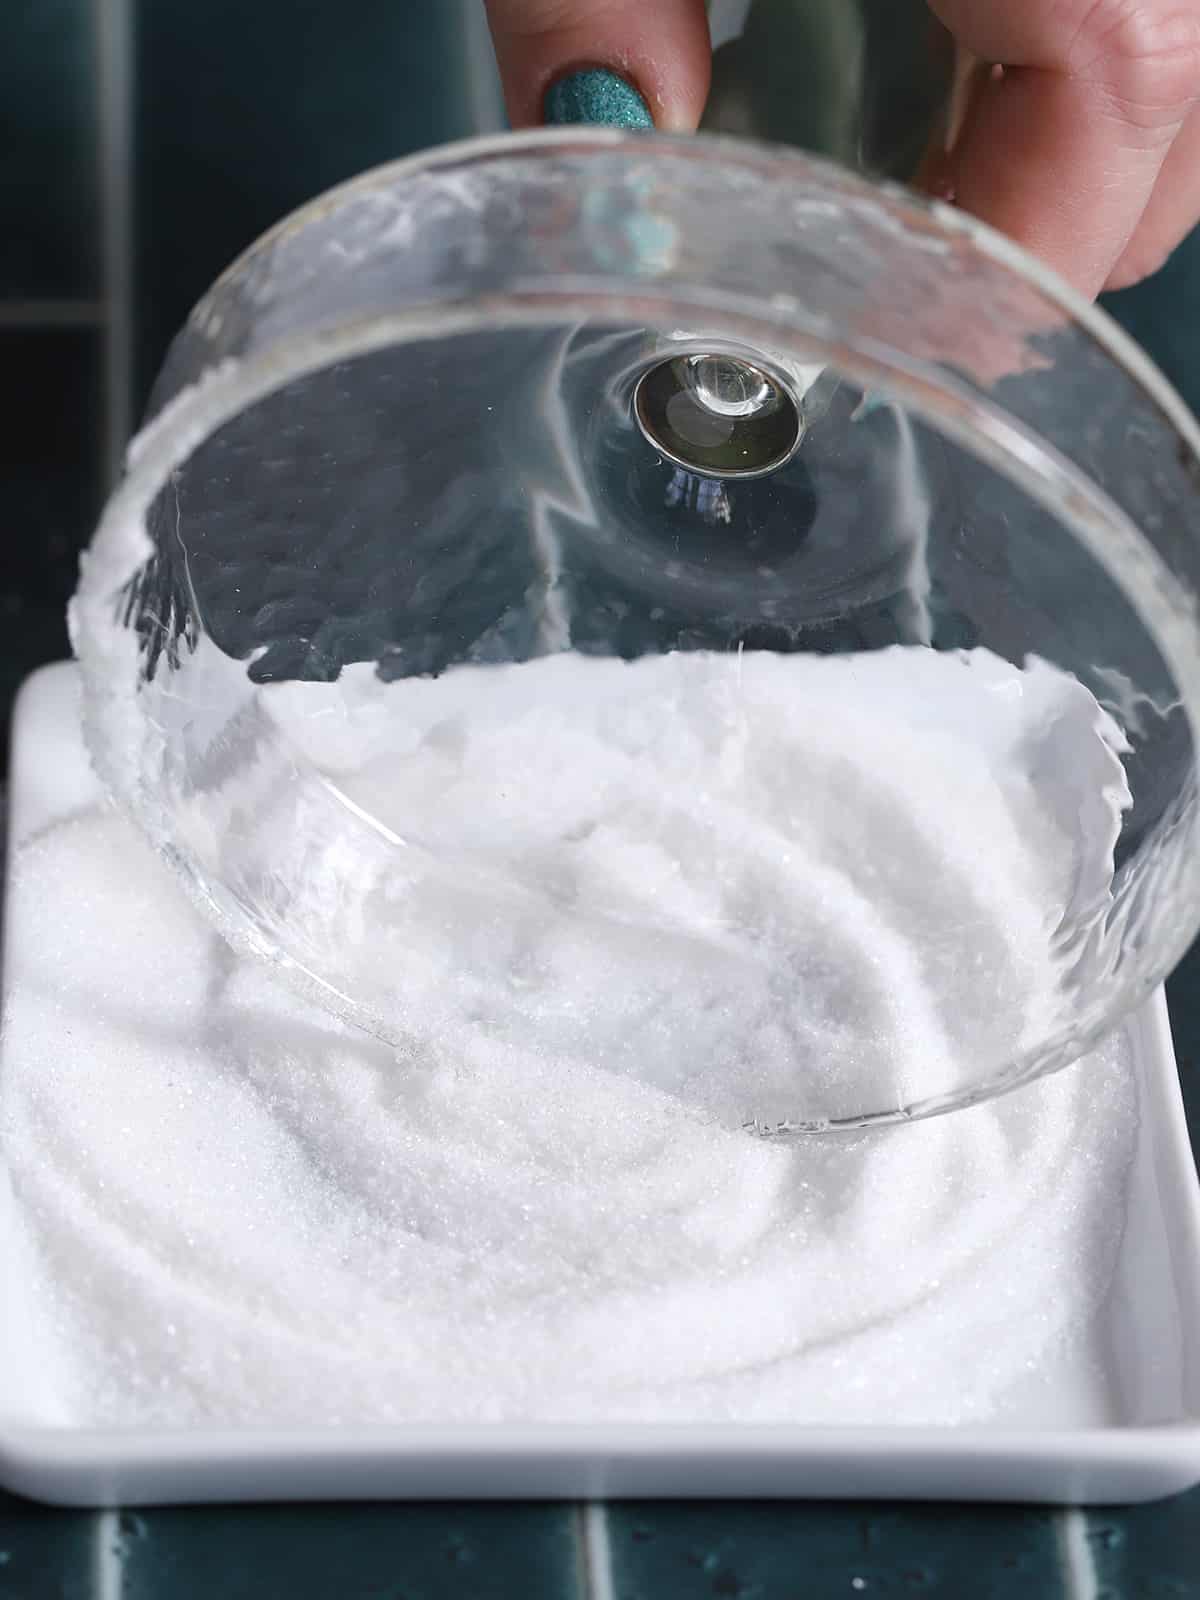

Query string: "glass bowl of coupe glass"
[74, 129, 1200, 1130]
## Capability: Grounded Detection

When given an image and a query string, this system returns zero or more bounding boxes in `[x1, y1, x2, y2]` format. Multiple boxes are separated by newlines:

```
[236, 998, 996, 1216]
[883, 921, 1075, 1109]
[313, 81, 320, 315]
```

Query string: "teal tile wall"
[132, 0, 494, 407]
[2, 0, 105, 742]
[0, 0, 499, 759]
[1, 0, 100, 299]
[0, 328, 104, 725]
[1104, 228, 1200, 418]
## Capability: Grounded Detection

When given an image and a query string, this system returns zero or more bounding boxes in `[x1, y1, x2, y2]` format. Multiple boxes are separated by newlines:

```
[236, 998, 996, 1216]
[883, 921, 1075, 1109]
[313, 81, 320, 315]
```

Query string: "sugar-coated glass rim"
[77, 127, 1200, 1128]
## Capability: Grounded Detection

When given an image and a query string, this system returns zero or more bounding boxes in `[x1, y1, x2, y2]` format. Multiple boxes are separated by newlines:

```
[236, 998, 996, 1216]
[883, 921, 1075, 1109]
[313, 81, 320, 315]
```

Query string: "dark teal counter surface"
[5, 1, 1200, 1593]
[4, 1437, 1200, 1598]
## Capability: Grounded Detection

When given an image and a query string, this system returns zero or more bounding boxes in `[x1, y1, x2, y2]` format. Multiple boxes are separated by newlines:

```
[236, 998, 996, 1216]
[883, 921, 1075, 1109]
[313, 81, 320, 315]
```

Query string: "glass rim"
[76, 129, 1200, 1121]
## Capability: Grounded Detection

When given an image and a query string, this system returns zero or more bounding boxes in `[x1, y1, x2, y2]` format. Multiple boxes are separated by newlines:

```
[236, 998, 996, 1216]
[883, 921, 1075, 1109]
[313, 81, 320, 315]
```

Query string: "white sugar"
[252, 646, 1130, 1124]
[0, 649, 1137, 1428]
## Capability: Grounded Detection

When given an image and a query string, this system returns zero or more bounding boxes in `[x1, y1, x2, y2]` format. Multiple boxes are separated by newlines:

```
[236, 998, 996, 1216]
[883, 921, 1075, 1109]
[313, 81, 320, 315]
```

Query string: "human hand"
[483, 0, 1200, 297]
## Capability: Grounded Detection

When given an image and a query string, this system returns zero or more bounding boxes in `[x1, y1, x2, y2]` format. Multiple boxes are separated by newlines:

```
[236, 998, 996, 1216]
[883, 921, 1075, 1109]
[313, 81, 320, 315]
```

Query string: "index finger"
[483, 0, 711, 131]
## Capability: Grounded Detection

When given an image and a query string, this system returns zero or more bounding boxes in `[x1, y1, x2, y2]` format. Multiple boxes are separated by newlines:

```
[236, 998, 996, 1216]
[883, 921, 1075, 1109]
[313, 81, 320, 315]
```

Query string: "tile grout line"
[92, 1509, 124, 1600]
[1057, 1507, 1100, 1600]
[94, 0, 135, 490]
[578, 1502, 617, 1600]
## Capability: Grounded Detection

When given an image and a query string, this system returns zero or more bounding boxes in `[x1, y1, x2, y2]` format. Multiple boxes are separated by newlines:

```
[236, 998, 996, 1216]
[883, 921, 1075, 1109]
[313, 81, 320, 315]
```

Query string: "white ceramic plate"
[3, 665, 1200, 1508]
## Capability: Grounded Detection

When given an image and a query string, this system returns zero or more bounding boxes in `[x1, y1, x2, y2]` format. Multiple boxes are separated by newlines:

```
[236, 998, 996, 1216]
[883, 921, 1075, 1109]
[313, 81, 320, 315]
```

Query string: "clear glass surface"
[73, 129, 1200, 1129]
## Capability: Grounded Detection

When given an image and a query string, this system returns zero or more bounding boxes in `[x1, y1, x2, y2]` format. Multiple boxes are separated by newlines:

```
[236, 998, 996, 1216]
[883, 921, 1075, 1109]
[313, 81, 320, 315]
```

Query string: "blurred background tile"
[0, 328, 103, 740]
[132, 0, 500, 409]
[0, 0, 100, 301]
[0, 0, 502, 765]
[1103, 228, 1200, 418]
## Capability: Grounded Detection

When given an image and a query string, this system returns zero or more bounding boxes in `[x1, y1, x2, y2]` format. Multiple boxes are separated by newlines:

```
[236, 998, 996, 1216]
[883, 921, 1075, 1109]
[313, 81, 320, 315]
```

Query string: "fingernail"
[543, 68, 654, 130]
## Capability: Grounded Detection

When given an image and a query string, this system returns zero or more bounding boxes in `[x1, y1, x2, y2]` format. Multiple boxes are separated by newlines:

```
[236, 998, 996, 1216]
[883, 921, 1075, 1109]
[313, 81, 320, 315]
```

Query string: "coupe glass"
[73, 129, 1200, 1129]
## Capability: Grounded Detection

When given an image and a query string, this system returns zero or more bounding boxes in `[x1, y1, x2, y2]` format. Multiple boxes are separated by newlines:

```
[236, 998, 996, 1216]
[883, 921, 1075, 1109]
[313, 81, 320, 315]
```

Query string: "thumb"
[484, 0, 711, 131]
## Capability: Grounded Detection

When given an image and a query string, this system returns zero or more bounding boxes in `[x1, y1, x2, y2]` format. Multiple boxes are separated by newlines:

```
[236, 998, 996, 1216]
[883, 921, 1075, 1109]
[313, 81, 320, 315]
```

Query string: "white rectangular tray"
[4, 664, 1200, 1508]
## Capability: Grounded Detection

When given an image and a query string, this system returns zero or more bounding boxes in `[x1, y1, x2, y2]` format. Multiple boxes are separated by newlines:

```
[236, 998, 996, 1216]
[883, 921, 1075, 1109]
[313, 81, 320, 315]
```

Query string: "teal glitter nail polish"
[544, 68, 654, 130]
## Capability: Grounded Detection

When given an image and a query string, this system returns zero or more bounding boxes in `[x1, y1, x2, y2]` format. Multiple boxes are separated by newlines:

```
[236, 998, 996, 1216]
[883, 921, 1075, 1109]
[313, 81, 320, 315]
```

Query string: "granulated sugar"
[0, 648, 1137, 1429]
[253, 646, 1132, 1125]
